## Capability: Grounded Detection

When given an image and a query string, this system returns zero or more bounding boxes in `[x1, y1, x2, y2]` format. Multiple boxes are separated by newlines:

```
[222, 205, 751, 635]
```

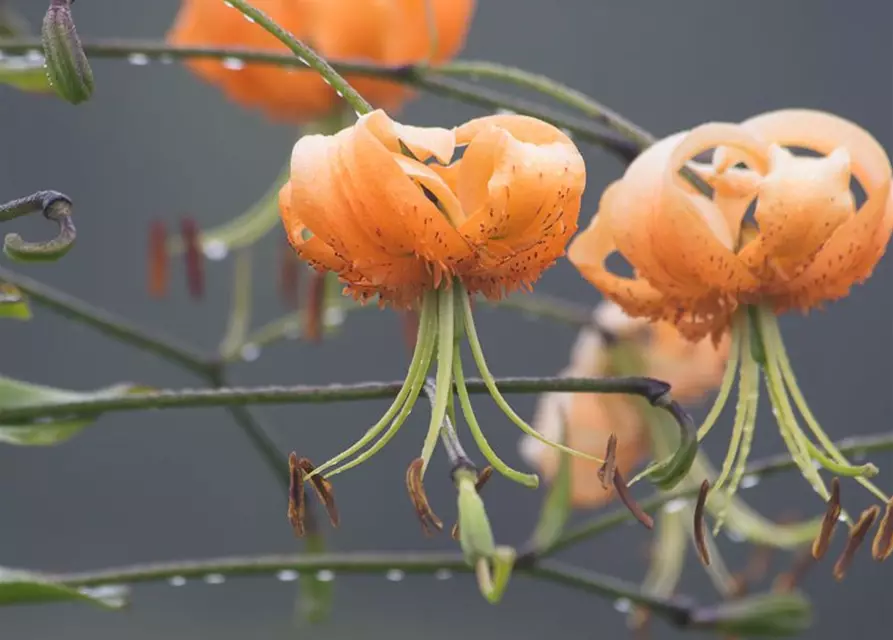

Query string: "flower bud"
[689, 591, 812, 637]
[42, 0, 94, 105]
[455, 468, 496, 564]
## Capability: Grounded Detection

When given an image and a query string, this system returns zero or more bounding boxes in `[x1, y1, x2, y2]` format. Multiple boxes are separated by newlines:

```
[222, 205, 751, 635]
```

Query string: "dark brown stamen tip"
[147, 219, 169, 298]
[629, 606, 652, 638]
[772, 550, 816, 593]
[179, 217, 204, 300]
[613, 470, 654, 530]
[597, 433, 618, 490]
[278, 241, 302, 310]
[406, 458, 443, 536]
[400, 310, 420, 353]
[694, 479, 711, 566]
[871, 497, 893, 561]
[452, 466, 493, 540]
[812, 477, 841, 560]
[287, 453, 339, 538]
[304, 271, 326, 343]
[832, 505, 880, 581]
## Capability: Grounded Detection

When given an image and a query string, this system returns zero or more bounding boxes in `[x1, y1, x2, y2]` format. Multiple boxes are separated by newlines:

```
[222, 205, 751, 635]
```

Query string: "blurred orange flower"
[167, 0, 476, 122]
[279, 110, 586, 306]
[521, 303, 729, 508]
[568, 109, 893, 341]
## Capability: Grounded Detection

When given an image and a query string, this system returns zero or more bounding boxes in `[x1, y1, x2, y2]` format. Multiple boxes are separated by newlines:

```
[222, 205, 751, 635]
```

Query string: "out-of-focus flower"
[567, 109, 891, 556]
[521, 303, 729, 507]
[167, 0, 476, 122]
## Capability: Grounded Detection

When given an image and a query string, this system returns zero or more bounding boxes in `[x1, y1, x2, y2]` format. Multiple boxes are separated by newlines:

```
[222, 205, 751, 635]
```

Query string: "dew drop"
[495, 108, 516, 116]
[203, 573, 226, 585]
[222, 57, 245, 71]
[168, 576, 187, 587]
[662, 498, 688, 514]
[385, 569, 405, 582]
[284, 322, 301, 340]
[78, 584, 125, 599]
[223, 1, 234, 7]
[24, 49, 44, 64]
[276, 569, 300, 582]
[613, 598, 632, 613]
[202, 239, 229, 261]
[838, 513, 848, 523]
[158, 54, 175, 65]
[240, 343, 261, 362]
[852, 449, 867, 462]
[316, 569, 335, 582]
[434, 568, 452, 581]
[322, 77, 332, 86]
[297, 56, 309, 66]
[724, 528, 745, 543]
[127, 53, 150, 66]
[242, 14, 256, 23]
[740, 475, 760, 489]
[560, 127, 574, 140]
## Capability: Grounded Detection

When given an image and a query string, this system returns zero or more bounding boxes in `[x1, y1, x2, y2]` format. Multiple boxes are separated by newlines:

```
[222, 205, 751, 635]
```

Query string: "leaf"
[0, 376, 148, 445]
[0, 284, 31, 320]
[0, 567, 128, 609]
[0, 56, 52, 94]
[529, 425, 572, 551]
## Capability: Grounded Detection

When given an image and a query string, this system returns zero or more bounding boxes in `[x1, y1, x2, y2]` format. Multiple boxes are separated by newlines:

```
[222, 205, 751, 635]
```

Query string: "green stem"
[218, 248, 254, 360]
[419, 286, 455, 475]
[47, 553, 694, 626]
[0, 266, 215, 377]
[223, 0, 371, 116]
[696, 314, 742, 441]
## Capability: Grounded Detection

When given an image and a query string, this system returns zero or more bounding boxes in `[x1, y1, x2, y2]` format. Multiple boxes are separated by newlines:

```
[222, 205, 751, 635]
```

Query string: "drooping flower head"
[167, 0, 476, 122]
[568, 109, 892, 559]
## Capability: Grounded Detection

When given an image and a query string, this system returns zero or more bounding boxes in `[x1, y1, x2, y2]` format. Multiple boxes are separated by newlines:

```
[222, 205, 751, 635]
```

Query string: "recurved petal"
[362, 109, 456, 164]
[739, 110, 893, 307]
[455, 113, 576, 146]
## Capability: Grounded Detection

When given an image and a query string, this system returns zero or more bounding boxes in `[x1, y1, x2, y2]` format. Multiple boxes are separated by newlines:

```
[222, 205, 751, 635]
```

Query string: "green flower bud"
[689, 591, 812, 637]
[42, 0, 94, 104]
[456, 469, 495, 564]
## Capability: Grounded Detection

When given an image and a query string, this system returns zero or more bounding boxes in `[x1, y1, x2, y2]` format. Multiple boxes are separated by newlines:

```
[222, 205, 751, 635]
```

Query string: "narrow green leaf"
[0, 567, 128, 609]
[0, 284, 31, 320]
[0, 56, 52, 94]
[0, 376, 149, 445]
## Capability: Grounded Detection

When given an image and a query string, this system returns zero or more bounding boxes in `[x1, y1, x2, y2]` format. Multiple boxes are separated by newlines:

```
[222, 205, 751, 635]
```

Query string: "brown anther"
[772, 550, 816, 593]
[451, 466, 494, 540]
[693, 479, 711, 566]
[400, 309, 420, 352]
[727, 574, 748, 599]
[811, 477, 841, 559]
[832, 505, 880, 581]
[278, 241, 302, 310]
[871, 497, 893, 561]
[613, 470, 654, 530]
[179, 217, 204, 299]
[629, 606, 652, 639]
[147, 219, 169, 298]
[287, 453, 339, 538]
[304, 271, 326, 342]
[406, 458, 443, 536]
[597, 433, 618, 490]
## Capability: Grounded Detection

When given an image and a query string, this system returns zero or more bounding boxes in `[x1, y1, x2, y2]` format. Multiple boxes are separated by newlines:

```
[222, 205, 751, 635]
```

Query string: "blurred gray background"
[1, 1, 891, 638]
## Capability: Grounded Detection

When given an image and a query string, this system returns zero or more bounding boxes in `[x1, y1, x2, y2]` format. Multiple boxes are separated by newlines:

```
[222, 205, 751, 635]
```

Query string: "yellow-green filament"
[459, 288, 604, 465]
[453, 341, 539, 487]
[311, 290, 438, 479]
[697, 313, 744, 441]
[761, 310, 887, 502]
[419, 286, 457, 476]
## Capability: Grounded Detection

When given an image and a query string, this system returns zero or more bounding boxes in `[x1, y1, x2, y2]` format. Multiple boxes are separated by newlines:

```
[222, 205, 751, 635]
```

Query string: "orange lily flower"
[280, 110, 585, 307]
[522, 305, 729, 507]
[568, 109, 891, 529]
[279, 109, 598, 517]
[167, 0, 476, 122]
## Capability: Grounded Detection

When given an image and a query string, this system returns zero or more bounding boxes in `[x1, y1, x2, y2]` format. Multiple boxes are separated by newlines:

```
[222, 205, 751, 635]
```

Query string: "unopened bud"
[689, 591, 812, 637]
[42, 0, 94, 105]
[455, 468, 496, 564]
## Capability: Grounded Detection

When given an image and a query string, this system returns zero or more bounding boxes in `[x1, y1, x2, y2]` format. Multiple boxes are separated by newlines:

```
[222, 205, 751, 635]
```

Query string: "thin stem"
[0, 377, 676, 423]
[696, 315, 742, 441]
[48, 553, 695, 626]
[0, 266, 215, 377]
[218, 248, 254, 360]
[419, 287, 455, 475]
[223, 0, 371, 116]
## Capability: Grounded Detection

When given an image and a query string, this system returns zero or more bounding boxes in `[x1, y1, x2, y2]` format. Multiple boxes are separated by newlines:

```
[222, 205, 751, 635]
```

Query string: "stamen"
[147, 219, 169, 298]
[304, 271, 326, 343]
[871, 497, 893, 561]
[613, 470, 654, 530]
[597, 433, 618, 489]
[833, 505, 880, 581]
[278, 240, 301, 310]
[406, 457, 443, 536]
[288, 453, 339, 537]
[772, 550, 816, 593]
[811, 477, 841, 559]
[694, 480, 711, 566]
[180, 217, 204, 299]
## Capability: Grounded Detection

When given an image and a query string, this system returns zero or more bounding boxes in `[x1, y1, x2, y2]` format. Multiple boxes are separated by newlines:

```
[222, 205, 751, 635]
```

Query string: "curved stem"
[419, 286, 456, 475]
[218, 248, 254, 360]
[223, 0, 371, 116]
[696, 315, 743, 441]
[311, 291, 437, 478]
